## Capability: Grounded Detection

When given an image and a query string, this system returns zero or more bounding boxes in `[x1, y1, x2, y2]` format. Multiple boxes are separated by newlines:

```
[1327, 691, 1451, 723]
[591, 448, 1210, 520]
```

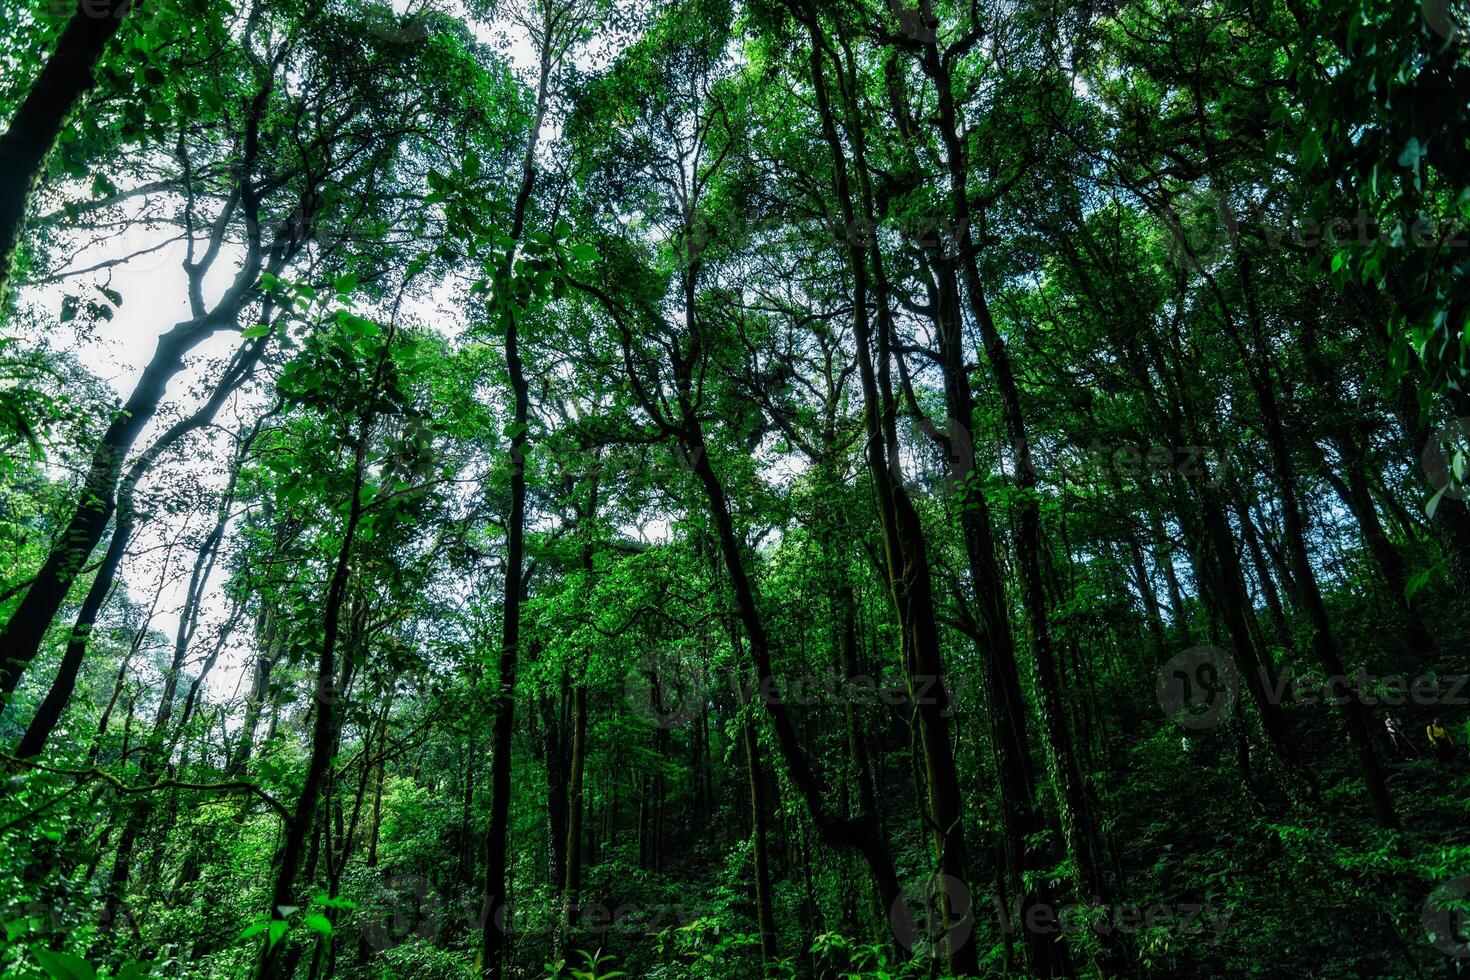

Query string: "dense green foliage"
[2, 0, 1469, 977]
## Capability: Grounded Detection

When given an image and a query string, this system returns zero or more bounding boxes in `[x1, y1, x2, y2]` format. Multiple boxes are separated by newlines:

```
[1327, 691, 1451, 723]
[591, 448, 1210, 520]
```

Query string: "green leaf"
[335, 311, 381, 337]
[1426, 484, 1448, 519]
[333, 273, 359, 294]
[1406, 567, 1434, 603]
[32, 949, 95, 980]
[241, 324, 271, 339]
[1300, 131, 1322, 170]
[569, 242, 599, 263]
[1397, 136, 1424, 171]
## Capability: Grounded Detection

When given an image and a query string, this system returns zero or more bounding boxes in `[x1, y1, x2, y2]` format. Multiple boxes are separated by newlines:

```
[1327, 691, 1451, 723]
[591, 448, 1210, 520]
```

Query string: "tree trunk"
[797, 14, 977, 971]
[0, 0, 133, 300]
[1233, 253, 1397, 828]
[742, 693, 778, 967]
[255, 392, 375, 979]
[561, 683, 587, 948]
[479, 30, 551, 975]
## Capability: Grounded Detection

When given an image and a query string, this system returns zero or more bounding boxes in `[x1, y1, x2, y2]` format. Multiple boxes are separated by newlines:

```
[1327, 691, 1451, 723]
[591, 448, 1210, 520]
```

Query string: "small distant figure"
[1428, 717, 1456, 765]
[1385, 714, 1414, 757]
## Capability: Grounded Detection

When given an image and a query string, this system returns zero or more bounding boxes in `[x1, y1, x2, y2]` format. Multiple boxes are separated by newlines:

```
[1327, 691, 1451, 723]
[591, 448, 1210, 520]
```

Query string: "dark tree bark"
[1233, 491, 1294, 656]
[1231, 252, 1397, 828]
[480, 32, 546, 972]
[17, 344, 267, 758]
[741, 682, 779, 967]
[255, 334, 386, 979]
[906, 20, 1117, 940]
[0, 0, 133, 300]
[0, 73, 302, 697]
[793, 12, 980, 972]
[874, 44, 1070, 975]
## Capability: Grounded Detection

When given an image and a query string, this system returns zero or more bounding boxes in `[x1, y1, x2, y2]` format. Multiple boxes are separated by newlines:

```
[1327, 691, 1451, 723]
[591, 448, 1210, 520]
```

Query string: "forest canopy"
[2, 0, 1470, 977]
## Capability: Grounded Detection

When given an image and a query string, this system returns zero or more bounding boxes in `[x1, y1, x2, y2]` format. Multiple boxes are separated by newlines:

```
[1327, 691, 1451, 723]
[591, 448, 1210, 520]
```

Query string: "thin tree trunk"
[0, 0, 133, 300]
[797, 13, 977, 970]
[0, 126, 292, 695]
[1232, 251, 1397, 828]
[255, 352, 381, 979]
[742, 698, 778, 968]
[479, 25, 552, 976]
